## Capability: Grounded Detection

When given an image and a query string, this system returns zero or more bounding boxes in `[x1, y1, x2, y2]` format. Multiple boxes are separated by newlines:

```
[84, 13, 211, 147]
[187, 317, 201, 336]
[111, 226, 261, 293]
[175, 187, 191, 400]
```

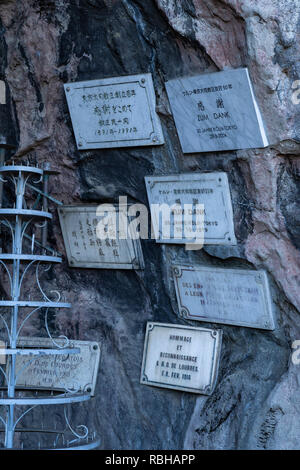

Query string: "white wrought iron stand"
[0, 161, 100, 450]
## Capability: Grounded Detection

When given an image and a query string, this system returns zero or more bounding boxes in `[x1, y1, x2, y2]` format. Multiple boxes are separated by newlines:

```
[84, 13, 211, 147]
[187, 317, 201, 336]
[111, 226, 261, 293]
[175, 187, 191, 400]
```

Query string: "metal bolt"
[66, 87, 70, 92]
[78, 142, 83, 147]
[93, 345, 98, 350]
[141, 78, 146, 84]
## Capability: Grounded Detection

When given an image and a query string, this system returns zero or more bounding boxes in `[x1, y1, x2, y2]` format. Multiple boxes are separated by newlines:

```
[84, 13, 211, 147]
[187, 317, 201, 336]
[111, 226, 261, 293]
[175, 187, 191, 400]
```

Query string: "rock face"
[0, 0, 299, 450]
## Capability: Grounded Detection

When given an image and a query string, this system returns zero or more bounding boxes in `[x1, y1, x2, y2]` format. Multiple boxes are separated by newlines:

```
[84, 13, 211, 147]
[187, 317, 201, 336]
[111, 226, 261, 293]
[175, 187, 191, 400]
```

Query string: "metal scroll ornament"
[0, 163, 100, 450]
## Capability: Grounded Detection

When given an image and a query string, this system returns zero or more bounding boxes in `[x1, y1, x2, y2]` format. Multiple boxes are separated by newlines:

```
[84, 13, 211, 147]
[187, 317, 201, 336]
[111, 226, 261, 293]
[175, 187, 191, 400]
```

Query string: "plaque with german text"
[140, 322, 222, 395]
[145, 172, 236, 245]
[14, 337, 101, 396]
[165, 68, 268, 153]
[173, 265, 275, 330]
[64, 73, 164, 150]
[58, 205, 145, 270]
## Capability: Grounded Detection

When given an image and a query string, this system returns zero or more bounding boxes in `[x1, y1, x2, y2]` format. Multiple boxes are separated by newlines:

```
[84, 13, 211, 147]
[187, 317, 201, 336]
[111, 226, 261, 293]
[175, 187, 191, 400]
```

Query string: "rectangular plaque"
[165, 68, 268, 153]
[58, 205, 144, 269]
[14, 337, 101, 395]
[64, 73, 164, 150]
[173, 265, 275, 330]
[140, 322, 222, 395]
[145, 172, 236, 245]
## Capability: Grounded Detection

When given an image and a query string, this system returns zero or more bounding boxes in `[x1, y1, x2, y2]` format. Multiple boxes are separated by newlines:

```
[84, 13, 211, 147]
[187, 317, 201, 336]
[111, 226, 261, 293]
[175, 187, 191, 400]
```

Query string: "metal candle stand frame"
[0, 163, 100, 450]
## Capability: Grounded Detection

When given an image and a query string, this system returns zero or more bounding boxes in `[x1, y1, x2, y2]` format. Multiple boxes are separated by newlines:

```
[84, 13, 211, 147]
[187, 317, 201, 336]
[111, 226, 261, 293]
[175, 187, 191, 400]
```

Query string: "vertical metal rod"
[5, 170, 24, 449]
[0, 148, 5, 208]
[42, 163, 50, 252]
[0, 148, 5, 254]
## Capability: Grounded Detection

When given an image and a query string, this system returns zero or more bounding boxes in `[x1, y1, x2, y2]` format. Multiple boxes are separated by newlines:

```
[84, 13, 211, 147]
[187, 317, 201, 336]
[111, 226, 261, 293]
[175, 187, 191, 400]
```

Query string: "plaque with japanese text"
[64, 73, 164, 150]
[14, 337, 101, 396]
[165, 68, 268, 153]
[145, 172, 236, 245]
[141, 322, 222, 395]
[58, 205, 145, 270]
[173, 265, 275, 330]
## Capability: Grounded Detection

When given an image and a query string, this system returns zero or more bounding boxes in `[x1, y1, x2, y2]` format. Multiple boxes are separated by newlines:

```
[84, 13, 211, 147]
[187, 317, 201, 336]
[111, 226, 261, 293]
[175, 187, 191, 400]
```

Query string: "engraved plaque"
[64, 73, 164, 150]
[140, 322, 222, 395]
[14, 337, 101, 395]
[145, 172, 236, 245]
[165, 68, 268, 153]
[58, 205, 144, 269]
[173, 265, 275, 330]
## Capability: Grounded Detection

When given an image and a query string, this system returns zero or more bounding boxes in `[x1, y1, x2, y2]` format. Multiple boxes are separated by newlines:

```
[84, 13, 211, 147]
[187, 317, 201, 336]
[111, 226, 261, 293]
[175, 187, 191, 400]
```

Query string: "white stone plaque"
[140, 322, 222, 395]
[64, 73, 164, 150]
[165, 68, 268, 153]
[58, 205, 145, 269]
[14, 337, 101, 395]
[145, 172, 236, 245]
[173, 265, 275, 330]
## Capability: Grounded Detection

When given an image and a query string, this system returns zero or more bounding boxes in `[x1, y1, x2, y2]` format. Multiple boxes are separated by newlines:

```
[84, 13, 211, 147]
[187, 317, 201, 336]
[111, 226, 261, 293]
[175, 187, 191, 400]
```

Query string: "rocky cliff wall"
[0, 0, 299, 450]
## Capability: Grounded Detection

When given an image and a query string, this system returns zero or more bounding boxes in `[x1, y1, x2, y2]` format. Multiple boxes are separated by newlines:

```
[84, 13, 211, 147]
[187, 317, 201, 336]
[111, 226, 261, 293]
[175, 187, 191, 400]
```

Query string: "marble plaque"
[64, 73, 164, 150]
[14, 337, 101, 395]
[173, 265, 275, 330]
[140, 322, 222, 395]
[58, 205, 144, 269]
[145, 172, 236, 245]
[165, 68, 268, 153]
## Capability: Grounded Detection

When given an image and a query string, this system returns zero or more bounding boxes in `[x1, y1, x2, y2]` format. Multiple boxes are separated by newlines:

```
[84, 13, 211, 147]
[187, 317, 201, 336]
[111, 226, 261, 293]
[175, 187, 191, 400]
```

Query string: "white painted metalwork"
[0, 163, 100, 450]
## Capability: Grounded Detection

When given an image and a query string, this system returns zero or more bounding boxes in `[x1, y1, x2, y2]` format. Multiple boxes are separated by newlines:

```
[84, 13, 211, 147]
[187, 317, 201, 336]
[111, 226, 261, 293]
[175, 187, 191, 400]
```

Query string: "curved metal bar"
[35, 263, 52, 303]
[0, 313, 11, 342]
[31, 175, 43, 185]
[45, 309, 70, 349]
[0, 393, 91, 405]
[52, 439, 101, 450]
[0, 166, 43, 176]
[1, 348, 80, 356]
[13, 405, 37, 431]
[35, 221, 47, 229]
[0, 365, 9, 385]
[0, 301, 71, 308]
[0, 254, 62, 264]
[18, 259, 37, 297]
[16, 306, 43, 340]
[21, 219, 34, 245]
[15, 355, 43, 383]
[0, 219, 15, 245]
[64, 407, 89, 440]
[0, 209, 52, 221]
[0, 259, 13, 296]
[0, 413, 7, 429]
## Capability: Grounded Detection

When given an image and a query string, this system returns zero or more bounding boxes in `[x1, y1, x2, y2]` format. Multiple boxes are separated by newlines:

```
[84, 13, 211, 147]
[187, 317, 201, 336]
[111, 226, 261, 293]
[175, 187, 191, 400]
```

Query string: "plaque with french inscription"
[14, 337, 101, 395]
[58, 205, 145, 269]
[165, 68, 268, 153]
[145, 172, 236, 245]
[140, 322, 222, 395]
[173, 265, 275, 330]
[64, 73, 164, 150]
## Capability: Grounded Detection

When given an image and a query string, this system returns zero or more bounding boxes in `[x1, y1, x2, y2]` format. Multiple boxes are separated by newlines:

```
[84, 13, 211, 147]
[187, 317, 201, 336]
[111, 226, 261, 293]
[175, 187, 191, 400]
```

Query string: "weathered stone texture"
[0, 0, 299, 449]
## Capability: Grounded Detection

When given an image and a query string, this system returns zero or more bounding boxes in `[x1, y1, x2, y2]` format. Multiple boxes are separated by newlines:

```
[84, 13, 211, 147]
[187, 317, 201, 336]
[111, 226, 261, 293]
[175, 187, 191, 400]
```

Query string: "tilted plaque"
[140, 322, 222, 395]
[13, 337, 101, 396]
[145, 172, 236, 245]
[64, 73, 164, 150]
[165, 68, 268, 153]
[173, 265, 275, 330]
[58, 205, 145, 270]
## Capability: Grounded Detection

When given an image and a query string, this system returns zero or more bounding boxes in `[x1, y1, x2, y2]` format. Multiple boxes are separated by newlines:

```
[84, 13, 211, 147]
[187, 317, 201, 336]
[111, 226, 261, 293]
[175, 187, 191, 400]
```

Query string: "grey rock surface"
[0, 0, 299, 450]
